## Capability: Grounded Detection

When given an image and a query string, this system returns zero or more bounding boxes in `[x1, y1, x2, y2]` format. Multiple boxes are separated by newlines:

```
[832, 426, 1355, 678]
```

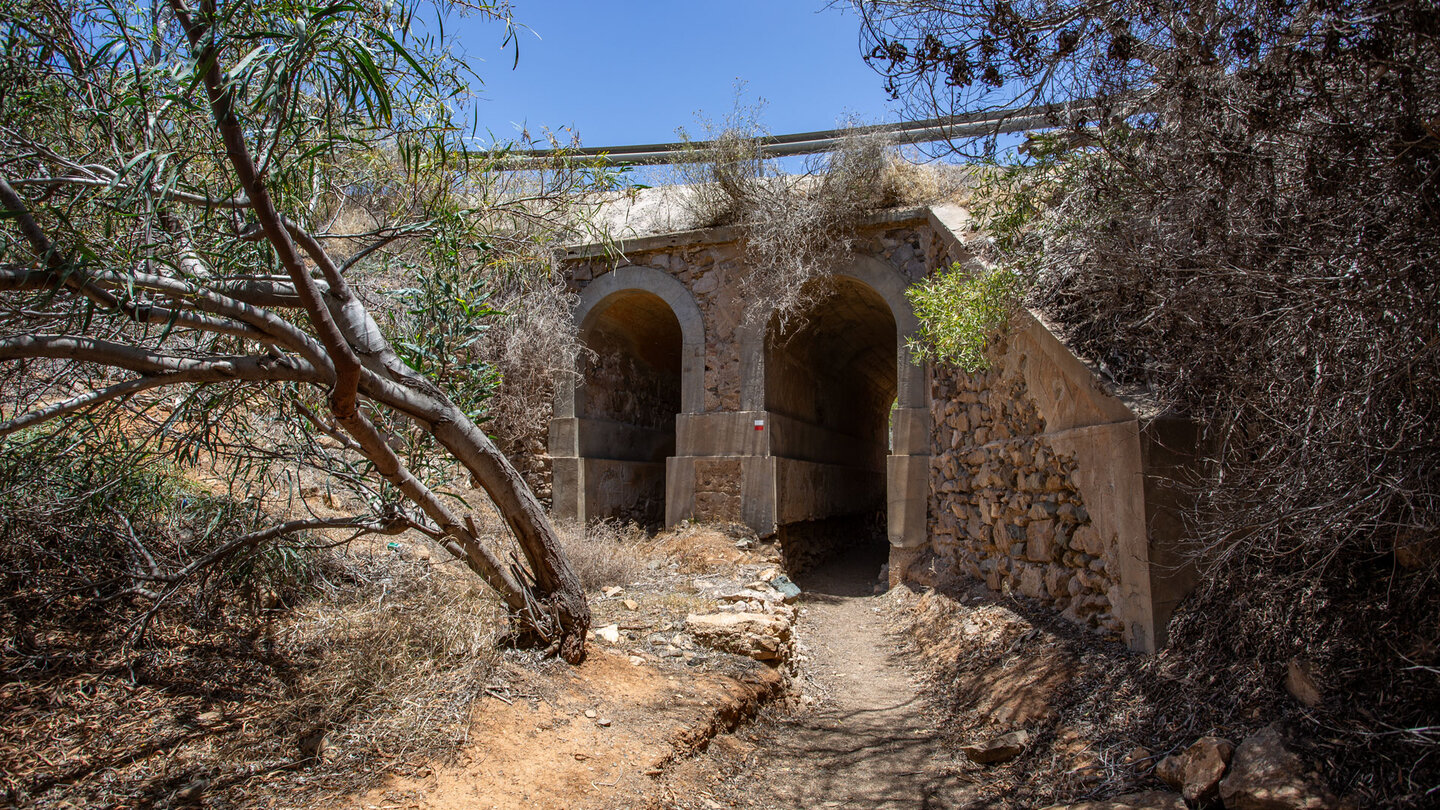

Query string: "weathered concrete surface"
[553, 209, 943, 548]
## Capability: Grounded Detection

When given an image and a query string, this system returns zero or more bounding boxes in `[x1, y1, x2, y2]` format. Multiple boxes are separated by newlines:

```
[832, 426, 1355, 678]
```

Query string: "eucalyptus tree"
[0, 0, 599, 661]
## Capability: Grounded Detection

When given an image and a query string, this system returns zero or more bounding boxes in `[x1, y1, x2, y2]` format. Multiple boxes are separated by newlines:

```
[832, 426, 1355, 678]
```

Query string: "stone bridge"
[550, 204, 1199, 653]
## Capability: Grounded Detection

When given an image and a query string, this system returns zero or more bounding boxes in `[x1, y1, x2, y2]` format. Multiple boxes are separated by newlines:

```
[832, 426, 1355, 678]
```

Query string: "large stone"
[1155, 753, 1187, 792]
[960, 729, 1030, 764]
[1045, 564, 1070, 599]
[1018, 565, 1046, 599]
[770, 575, 802, 602]
[717, 587, 779, 605]
[1071, 524, 1103, 556]
[685, 612, 791, 663]
[1026, 519, 1057, 562]
[1219, 725, 1342, 810]
[1172, 736, 1235, 806]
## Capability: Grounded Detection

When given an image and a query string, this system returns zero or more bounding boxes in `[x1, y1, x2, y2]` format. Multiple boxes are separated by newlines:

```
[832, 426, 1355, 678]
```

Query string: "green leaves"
[904, 132, 1090, 371]
[388, 266, 503, 419]
[905, 262, 1023, 372]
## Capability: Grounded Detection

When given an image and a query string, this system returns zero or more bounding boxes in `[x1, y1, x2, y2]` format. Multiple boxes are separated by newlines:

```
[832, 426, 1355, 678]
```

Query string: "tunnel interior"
[765, 276, 897, 581]
[578, 290, 682, 526]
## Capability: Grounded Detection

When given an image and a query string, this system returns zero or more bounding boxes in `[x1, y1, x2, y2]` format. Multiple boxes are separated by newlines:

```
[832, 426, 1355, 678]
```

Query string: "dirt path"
[704, 547, 975, 809]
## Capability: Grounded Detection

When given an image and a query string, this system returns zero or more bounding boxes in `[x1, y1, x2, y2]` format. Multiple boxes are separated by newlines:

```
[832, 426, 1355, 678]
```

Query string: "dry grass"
[876, 155, 976, 208]
[671, 125, 976, 328]
[265, 551, 505, 770]
[649, 522, 762, 575]
[0, 518, 509, 809]
[553, 518, 649, 592]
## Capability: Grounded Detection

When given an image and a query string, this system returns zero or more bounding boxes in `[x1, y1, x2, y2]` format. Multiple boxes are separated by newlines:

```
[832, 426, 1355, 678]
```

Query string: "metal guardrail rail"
[492, 101, 1102, 167]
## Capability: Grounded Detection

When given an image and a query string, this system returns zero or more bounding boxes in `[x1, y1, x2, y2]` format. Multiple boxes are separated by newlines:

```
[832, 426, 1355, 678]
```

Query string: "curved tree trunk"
[167, 0, 591, 661]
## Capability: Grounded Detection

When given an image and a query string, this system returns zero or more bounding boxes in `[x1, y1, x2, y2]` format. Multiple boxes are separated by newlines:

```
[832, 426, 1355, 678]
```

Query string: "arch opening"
[764, 276, 898, 583]
[575, 289, 683, 526]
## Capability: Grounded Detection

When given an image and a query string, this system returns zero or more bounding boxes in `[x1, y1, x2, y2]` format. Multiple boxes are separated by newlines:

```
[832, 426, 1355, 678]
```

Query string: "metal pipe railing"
[489, 101, 1102, 168]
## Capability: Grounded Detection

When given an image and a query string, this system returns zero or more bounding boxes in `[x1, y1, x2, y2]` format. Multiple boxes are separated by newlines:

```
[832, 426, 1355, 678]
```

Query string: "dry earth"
[664, 546, 979, 809]
[332, 650, 783, 810]
[5, 519, 1210, 810]
[330, 543, 994, 810]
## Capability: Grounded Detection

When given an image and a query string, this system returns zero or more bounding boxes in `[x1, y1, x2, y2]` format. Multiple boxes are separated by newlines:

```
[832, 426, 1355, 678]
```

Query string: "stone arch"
[561, 265, 705, 419]
[735, 256, 931, 554]
[740, 255, 925, 411]
[550, 266, 705, 526]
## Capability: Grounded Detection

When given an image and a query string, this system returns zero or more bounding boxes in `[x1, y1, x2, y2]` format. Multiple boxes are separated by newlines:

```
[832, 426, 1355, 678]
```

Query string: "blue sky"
[446, 1, 901, 150]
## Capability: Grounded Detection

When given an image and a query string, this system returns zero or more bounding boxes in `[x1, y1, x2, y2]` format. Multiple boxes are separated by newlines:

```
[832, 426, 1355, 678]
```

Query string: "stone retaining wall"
[927, 348, 1125, 635]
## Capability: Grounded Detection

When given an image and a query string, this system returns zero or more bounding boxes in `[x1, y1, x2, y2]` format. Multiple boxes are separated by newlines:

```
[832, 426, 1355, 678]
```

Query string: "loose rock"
[1219, 724, 1342, 810]
[685, 612, 792, 663]
[1181, 736, 1235, 806]
[960, 729, 1030, 764]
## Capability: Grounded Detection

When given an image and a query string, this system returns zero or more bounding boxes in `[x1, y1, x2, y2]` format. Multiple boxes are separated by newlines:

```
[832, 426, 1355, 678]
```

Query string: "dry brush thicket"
[0, 437, 508, 807]
[860, 0, 1440, 802]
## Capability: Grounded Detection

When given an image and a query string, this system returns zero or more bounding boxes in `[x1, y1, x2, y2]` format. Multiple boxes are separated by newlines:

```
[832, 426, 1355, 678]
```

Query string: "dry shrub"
[879, 1, 1439, 799]
[553, 519, 648, 591]
[676, 128, 976, 327]
[675, 113, 972, 327]
[262, 552, 503, 768]
[473, 275, 582, 501]
[650, 521, 761, 575]
[2, 547, 506, 809]
[690, 130, 885, 327]
[876, 155, 975, 208]
[1000, 20, 1440, 802]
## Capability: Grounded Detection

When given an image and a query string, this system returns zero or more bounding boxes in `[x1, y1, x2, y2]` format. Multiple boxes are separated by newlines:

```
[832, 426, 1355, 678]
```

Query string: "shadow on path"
[730, 546, 975, 809]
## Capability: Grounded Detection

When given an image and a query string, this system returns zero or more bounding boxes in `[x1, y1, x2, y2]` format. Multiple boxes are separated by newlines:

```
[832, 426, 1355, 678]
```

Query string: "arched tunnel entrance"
[572, 289, 682, 526]
[764, 276, 897, 581]
[553, 257, 931, 578]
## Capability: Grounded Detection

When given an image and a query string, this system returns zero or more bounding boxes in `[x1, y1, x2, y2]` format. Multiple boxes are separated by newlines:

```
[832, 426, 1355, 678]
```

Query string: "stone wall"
[560, 213, 941, 534]
[580, 329, 680, 433]
[927, 350, 1125, 636]
[903, 307, 1168, 652]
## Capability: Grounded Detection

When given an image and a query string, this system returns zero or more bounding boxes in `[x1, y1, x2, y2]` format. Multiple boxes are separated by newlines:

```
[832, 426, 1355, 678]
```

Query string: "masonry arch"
[549, 267, 705, 526]
[758, 273, 896, 573]
[740, 256, 925, 412]
[735, 256, 931, 559]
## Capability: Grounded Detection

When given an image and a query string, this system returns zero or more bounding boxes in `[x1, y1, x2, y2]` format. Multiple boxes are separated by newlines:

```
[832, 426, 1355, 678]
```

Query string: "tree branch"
[0, 334, 321, 383]
[168, 0, 364, 419]
[7, 175, 252, 209]
[0, 264, 332, 372]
